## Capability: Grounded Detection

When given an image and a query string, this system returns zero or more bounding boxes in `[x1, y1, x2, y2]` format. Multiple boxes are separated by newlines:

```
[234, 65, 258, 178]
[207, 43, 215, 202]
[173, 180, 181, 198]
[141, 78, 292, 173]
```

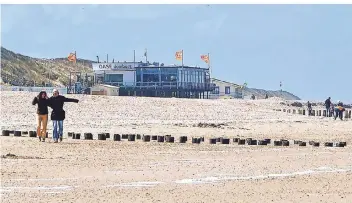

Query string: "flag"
[200, 54, 209, 64]
[68, 52, 76, 62]
[144, 49, 147, 57]
[175, 50, 183, 61]
[241, 82, 248, 89]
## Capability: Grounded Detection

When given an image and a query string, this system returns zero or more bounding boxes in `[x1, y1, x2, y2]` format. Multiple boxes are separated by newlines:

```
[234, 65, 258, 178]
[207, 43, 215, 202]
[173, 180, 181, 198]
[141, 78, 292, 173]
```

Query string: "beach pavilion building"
[92, 61, 215, 98]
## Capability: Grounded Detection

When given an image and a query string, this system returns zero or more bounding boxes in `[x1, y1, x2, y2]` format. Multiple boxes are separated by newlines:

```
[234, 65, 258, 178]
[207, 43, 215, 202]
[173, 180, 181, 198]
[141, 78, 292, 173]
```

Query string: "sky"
[1, 4, 351, 102]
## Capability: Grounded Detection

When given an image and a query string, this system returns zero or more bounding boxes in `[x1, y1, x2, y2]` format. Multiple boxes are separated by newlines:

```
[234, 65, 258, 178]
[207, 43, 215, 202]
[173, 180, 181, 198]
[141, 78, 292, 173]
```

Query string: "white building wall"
[209, 79, 243, 99]
[100, 70, 136, 86]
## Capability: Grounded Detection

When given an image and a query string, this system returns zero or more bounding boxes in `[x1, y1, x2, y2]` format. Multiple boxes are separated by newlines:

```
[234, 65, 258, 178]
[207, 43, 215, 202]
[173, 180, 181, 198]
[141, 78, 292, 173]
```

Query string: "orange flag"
[175, 50, 183, 61]
[68, 52, 76, 62]
[201, 54, 209, 64]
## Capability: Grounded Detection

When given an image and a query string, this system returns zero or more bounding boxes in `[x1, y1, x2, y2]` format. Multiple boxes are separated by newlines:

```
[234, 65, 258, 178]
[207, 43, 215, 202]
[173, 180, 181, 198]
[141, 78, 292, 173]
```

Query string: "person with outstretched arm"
[47, 89, 79, 143]
[32, 91, 49, 142]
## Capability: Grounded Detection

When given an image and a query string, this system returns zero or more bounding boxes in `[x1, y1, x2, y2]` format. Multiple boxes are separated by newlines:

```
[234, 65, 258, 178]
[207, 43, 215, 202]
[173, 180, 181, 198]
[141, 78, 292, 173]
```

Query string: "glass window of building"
[143, 68, 159, 74]
[161, 68, 177, 84]
[104, 74, 123, 83]
[143, 74, 159, 83]
[200, 72, 204, 83]
[213, 86, 219, 94]
[195, 71, 198, 83]
[191, 71, 194, 83]
[193, 70, 196, 83]
[225, 86, 231, 94]
[136, 70, 142, 82]
[141, 67, 160, 85]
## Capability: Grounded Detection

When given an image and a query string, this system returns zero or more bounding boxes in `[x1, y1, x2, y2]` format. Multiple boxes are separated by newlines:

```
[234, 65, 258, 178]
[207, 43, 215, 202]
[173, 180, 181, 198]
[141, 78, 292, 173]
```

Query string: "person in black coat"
[307, 101, 312, 116]
[47, 89, 79, 143]
[324, 97, 332, 117]
[32, 91, 49, 142]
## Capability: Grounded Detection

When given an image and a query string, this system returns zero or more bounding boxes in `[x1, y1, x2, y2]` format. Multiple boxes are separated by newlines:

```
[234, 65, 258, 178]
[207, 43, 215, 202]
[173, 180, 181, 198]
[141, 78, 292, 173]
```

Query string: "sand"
[1, 91, 351, 203]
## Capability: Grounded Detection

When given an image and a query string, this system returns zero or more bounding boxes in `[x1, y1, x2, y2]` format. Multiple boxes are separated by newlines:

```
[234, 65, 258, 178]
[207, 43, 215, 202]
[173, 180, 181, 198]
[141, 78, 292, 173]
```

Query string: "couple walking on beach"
[308, 97, 345, 120]
[32, 89, 79, 143]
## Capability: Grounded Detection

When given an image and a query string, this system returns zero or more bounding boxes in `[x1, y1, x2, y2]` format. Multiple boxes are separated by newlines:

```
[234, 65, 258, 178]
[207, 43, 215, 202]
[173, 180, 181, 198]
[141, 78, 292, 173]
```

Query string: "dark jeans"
[334, 110, 343, 120]
[308, 108, 312, 116]
[326, 107, 330, 117]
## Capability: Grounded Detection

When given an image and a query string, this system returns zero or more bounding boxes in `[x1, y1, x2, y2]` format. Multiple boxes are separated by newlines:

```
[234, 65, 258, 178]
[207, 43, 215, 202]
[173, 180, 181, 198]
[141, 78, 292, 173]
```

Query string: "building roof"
[138, 65, 209, 70]
[211, 78, 242, 88]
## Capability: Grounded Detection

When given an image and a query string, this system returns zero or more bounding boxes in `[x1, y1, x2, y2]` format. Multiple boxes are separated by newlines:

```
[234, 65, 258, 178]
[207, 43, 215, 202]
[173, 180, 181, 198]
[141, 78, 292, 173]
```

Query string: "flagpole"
[145, 49, 148, 63]
[75, 51, 77, 92]
[133, 50, 136, 66]
[181, 50, 184, 87]
[207, 53, 210, 75]
[134, 50, 136, 87]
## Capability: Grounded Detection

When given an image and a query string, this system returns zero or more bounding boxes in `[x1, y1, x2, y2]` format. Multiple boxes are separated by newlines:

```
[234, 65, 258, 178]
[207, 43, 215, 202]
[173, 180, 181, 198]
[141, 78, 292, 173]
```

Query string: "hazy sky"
[1, 4, 351, 101]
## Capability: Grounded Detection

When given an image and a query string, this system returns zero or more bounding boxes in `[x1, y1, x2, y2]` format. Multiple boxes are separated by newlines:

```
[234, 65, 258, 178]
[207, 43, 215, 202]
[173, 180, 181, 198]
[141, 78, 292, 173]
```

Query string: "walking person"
[307, 101, 312, 116]
[47, 89, 79, 143]
[32, 91, 49, 142]
[330, 103, 335, 117]
[324, 97, 332, 117]
[334, 100, 345, 121]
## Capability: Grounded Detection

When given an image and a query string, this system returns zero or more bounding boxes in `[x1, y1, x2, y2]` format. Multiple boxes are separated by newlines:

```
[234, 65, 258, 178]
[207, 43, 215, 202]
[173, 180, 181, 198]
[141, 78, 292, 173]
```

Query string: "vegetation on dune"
[1, 47, 93, 87]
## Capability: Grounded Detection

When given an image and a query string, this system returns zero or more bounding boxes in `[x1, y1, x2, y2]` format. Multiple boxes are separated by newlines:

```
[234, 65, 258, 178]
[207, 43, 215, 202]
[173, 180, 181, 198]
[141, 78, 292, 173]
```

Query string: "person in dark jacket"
[32, 91, 49, 142]
[47, 89, 79, 143]
[307, 101, 312, 116]
[324, 97, 332, 117]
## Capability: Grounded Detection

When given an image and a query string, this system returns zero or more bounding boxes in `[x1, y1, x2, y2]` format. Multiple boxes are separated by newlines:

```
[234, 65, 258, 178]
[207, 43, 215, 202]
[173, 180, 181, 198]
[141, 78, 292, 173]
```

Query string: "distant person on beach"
[32, 91, 49, 142]
[334, 100, 345, 121]
[47, 89, 79, 143]
[307, 101, 312, 116]
[330, 103, 335, 117]
[325, 97, 332, 117]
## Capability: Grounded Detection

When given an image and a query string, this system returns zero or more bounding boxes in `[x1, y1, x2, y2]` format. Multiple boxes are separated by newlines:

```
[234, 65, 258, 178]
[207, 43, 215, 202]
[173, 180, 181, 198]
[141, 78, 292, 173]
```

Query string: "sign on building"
[92, 62, 141, 71]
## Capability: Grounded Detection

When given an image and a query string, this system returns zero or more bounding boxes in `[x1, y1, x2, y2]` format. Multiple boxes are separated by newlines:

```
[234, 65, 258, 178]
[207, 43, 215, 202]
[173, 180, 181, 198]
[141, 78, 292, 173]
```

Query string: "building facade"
[92, 62, 215, 98]
[90, 84, 119, 96]
[209, 78, 243, 99]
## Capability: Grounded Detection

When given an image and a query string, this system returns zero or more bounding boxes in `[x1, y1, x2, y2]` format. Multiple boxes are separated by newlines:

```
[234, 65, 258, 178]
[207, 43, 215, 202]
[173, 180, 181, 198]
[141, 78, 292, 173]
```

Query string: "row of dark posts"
[1, 130, 347, 148]
[65, 133, 347, 147]
[1, 130, 47, 138]
[282, 108, 352, 119]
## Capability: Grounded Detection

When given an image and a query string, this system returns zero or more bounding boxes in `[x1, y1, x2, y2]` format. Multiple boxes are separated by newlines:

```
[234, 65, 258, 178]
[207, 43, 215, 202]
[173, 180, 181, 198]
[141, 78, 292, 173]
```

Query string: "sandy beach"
[1, 91, 352, 203]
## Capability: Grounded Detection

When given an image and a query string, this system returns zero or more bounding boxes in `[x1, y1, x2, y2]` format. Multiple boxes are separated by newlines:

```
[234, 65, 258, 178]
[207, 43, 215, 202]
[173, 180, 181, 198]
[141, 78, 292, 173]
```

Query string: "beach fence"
[277, 107, 352, 119]
[0, 85, 68, 94]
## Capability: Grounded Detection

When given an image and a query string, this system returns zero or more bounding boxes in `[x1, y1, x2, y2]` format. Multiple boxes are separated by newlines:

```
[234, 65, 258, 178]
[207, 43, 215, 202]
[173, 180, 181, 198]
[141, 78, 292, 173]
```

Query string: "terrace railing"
[103, 81, 216, 91]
